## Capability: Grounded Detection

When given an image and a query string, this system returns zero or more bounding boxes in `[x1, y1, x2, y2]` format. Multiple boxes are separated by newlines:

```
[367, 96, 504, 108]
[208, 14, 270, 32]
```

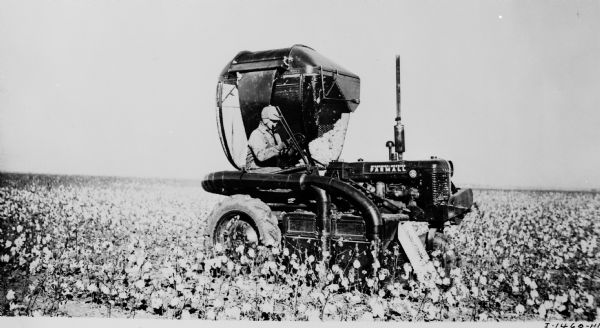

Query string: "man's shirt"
[246, 122, 283, 170]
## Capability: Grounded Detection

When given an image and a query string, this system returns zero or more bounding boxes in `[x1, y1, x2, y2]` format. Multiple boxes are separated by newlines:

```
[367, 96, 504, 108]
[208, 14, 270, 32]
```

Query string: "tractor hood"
[215, 45, 360, 170]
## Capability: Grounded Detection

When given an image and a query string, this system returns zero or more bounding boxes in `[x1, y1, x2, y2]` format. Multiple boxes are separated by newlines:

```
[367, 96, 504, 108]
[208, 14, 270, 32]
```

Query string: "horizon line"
[1, 170, 598, 193]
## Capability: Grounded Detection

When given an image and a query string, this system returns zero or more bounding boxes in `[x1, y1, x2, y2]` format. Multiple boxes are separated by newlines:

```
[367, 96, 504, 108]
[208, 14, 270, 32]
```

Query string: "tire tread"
[205, 194, 281, 247]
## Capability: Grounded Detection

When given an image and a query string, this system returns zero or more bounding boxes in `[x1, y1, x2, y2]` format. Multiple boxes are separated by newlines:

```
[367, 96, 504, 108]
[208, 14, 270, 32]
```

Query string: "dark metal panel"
[237, 70, 278, 138]
[334, 75, 361, 112]
[229, 59, 287, 73]
[448, 188, 474, 223]
[282, 211, 318, 237]
[288, 45, 356, 77]
[232, 47, 293, 66]
[333, 214, 367, 241]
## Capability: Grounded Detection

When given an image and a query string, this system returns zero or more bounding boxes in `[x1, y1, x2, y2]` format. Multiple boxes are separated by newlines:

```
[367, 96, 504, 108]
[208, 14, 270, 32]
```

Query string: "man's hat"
[261, 105, 281, 121]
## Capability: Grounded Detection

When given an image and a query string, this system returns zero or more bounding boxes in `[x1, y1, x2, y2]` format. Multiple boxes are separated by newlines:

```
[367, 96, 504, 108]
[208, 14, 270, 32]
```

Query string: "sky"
[0, 0, 599, 190]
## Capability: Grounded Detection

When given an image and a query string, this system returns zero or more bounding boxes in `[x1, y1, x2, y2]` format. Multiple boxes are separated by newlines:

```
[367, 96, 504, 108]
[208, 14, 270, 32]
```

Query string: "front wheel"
[205, 195, 281, 248]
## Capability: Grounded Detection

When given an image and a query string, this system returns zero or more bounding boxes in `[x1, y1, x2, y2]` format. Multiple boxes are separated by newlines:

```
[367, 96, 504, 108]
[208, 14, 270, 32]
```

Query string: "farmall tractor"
[202, 45, 473, 279]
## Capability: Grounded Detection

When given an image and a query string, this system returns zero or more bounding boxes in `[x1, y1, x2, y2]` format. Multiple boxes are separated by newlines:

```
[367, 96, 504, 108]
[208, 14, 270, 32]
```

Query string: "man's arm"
[249, 132, 285, 162]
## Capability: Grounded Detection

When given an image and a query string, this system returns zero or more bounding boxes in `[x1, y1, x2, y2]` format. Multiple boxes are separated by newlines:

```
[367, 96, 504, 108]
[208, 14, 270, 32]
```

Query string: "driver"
[246, 105, 288, 172]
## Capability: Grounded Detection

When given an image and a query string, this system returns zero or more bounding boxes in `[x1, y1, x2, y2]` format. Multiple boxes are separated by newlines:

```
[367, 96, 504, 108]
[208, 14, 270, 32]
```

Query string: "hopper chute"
[215, 45, 360, 170]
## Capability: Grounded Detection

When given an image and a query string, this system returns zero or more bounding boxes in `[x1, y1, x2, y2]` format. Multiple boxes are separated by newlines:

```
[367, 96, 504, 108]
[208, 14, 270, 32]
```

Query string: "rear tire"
[206, 195, 281, 248]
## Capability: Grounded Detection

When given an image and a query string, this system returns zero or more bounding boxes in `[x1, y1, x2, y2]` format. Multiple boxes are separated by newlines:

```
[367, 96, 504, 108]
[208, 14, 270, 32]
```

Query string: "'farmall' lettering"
[369, 164, 407, 173]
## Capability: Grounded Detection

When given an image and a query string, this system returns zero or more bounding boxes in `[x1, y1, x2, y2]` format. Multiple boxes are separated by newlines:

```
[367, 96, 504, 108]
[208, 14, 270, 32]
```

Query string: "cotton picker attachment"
[203, 44, 474, 283]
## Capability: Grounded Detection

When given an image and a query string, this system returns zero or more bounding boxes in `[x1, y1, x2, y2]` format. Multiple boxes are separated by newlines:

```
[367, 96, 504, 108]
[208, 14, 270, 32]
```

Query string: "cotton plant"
[1, 175, 598, 321]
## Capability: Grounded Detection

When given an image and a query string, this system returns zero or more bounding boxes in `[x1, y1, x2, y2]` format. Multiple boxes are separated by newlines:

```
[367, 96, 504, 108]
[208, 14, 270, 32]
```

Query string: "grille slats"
[431, 166, 451, 205]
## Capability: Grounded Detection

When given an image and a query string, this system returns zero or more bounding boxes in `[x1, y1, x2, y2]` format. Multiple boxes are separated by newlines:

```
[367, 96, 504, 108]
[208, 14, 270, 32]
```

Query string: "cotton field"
[0, 173, 598, 321]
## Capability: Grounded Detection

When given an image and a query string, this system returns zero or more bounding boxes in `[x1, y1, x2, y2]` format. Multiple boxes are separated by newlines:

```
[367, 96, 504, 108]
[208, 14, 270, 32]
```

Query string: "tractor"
[202, 44, 473, 278]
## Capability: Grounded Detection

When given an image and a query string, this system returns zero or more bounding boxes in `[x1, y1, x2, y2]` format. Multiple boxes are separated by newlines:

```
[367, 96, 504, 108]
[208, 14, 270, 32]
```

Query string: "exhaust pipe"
[394, 55, 405, 158]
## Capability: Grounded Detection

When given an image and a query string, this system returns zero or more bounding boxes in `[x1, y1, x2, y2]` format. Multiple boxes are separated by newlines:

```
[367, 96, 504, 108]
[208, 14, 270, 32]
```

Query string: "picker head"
[215, 45, 360, 170]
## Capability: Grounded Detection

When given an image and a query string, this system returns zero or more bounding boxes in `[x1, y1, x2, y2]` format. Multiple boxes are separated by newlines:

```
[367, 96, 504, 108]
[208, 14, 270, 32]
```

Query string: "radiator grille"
[431, 166, 451, 205]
